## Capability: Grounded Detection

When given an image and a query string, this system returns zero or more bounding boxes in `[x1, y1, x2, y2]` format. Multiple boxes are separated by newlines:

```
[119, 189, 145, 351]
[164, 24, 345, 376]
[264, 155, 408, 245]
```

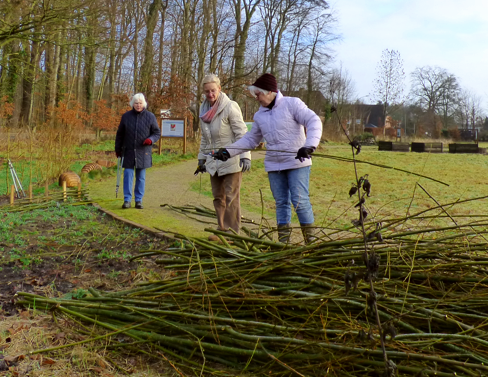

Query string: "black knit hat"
[252, 73, 278, 92]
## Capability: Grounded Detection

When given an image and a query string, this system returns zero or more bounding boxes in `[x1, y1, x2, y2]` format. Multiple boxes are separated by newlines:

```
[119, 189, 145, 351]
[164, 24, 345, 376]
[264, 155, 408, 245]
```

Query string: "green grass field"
[192, 144, 488, 230]
[4, 138, 488, 234]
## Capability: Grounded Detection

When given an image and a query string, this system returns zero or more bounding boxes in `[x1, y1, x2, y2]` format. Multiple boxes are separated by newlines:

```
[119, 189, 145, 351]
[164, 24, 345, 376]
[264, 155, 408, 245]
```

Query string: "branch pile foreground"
[18, 218, 488, 376]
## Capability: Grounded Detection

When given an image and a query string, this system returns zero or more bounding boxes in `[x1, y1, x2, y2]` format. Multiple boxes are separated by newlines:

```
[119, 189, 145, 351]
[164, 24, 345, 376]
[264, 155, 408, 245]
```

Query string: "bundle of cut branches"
[18, 213, 488, 376]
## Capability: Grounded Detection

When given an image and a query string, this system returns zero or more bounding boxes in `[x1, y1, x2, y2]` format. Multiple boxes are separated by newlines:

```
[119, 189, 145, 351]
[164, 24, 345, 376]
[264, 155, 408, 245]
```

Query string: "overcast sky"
[330, 0, 488, 108]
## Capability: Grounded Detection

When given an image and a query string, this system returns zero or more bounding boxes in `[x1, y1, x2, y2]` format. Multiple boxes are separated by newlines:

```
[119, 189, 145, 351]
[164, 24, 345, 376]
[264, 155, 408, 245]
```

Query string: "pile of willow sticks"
[18, 212, 488, 376]
[2, 187, 91, 212]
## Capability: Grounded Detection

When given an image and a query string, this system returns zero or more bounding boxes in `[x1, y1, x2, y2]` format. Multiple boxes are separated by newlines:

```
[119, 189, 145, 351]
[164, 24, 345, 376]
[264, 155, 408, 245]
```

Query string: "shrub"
[353, 132, 375, 143]
[478, 131, 488, 141]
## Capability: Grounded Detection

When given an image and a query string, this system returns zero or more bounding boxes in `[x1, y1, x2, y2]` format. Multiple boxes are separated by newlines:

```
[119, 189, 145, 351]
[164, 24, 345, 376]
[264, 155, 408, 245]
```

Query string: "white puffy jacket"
[227, 91, 322, 172]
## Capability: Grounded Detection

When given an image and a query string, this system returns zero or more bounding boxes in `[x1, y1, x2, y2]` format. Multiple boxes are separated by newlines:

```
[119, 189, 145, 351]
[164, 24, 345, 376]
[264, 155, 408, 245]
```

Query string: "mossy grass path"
[88, 153, 267, 238]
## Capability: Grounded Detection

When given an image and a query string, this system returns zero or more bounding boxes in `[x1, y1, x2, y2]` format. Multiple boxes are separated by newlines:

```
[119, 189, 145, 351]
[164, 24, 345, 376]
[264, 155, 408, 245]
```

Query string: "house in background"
[351, 104, 384, 128]
[351, 104, 401, 137]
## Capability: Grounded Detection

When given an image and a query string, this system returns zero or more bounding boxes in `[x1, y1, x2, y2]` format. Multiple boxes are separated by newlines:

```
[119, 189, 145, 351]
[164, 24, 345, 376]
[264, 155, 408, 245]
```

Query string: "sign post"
[396, 127, 402, 142]
[160, 117, 187, 155]
[159, 110, 169, 155]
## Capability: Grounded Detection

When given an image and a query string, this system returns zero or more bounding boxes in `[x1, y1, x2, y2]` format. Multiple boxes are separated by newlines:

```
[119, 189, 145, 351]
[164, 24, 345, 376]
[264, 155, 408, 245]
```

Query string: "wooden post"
[10, 185, 14, 206]
[183, 117, 187, 155]
[77, 182, 82, 200]
[45, 181, 49, 197]
[28, 184, 33, 201]
[62, 181, 67, 201]
[158, 117, 162, 155]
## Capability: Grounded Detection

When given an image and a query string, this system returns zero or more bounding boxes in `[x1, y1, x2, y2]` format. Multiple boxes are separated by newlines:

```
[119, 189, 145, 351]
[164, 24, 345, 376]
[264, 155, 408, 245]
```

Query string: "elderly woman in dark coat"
[115, 93, 161, 209]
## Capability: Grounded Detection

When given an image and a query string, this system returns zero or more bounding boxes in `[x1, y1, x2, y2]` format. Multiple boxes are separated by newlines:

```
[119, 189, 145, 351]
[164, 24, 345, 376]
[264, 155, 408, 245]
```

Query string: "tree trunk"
[140, 0, 163, 99]
[84, 44, 96, 113]
[56, 30, 65, 105]
[6, 42, 20, 104]
[20, 39, 39, 126]
[194, 0, 210, 133]
[132, 3, 140, 93]
[232, 0, 260, 101]
[106, 0, 117, 105]
[208, 0, 219, 73]
[156, 1, 168, 91]
[48, 33, 61, 126]
[44, 41, 54, 121]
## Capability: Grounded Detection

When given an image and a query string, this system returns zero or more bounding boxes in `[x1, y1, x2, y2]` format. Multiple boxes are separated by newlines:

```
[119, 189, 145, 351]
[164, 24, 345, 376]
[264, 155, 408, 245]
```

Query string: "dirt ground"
[0, 153, 271, 314]
[0, 205, 168, 316]
[0, 203, 178, 375]
[0, 152, 268, 317]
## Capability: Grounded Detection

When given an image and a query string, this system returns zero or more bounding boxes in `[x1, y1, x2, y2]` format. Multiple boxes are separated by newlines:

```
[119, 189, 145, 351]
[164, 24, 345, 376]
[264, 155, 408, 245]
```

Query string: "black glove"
[212, 148, 230, 161]
[295, 147, 315, 162]
[194, 159, 206, 175]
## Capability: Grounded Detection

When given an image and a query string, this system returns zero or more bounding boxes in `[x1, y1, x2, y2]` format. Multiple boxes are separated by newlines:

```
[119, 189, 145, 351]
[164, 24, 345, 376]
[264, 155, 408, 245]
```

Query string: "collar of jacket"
[132, 108, 146, 115]
[259, 91, 282, 112]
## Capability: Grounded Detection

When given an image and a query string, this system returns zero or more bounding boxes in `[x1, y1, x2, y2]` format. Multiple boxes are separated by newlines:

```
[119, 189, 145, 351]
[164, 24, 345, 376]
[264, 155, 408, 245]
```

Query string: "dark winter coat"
[115, 108, 161, 169]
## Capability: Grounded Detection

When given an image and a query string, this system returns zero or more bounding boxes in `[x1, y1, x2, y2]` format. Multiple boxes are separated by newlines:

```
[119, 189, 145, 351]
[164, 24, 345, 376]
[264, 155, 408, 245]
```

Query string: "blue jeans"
[123, 168, 146, 202]
[268, 166, 314, 226]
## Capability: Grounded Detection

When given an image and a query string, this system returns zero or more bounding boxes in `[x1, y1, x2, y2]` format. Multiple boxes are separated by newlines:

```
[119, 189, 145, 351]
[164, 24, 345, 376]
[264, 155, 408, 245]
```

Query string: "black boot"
[277, 223, 291, 243]
[301, 223, 317, 244]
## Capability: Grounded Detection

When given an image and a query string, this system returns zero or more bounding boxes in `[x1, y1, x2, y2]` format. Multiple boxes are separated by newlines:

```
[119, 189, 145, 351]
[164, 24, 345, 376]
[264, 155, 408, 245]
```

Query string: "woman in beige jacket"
[197, 74, 251, 236]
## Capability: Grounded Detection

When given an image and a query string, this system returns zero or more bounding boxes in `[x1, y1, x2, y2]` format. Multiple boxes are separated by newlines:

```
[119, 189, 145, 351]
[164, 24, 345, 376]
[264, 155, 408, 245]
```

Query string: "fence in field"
[379, 141, 485, 154]
[4, 181, 89, 209]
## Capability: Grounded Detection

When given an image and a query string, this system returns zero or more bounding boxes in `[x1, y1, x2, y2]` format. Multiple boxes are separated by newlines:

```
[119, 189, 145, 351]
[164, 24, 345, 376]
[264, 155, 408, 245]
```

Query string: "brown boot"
[301, 223, 317, 245]
[277, 223, 292, 243]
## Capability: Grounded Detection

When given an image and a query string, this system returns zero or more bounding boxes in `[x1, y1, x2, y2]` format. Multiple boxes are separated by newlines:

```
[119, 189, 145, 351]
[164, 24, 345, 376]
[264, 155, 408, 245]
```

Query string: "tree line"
[0, 0, 336, 135]
[0, 1, 485, 140]
[369, 50, 487, 139]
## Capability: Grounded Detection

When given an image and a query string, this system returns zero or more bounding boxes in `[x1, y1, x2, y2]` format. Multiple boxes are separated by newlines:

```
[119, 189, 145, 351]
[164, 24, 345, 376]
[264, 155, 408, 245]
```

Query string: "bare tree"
[305, 9, 334, 105]
[140, 0, 165, 97]
[370, 49, 405, 127]
[261, 0, 294, 74]
[455, 90, 484, 130]
[410, 66, 459, 135]
[410, 66, 458, 114]
[283, 6, 309, 91]
[156, 0, 169, 91]
[438, 75, 459, 129]
[231, 0, 260, 100]
[326, 66, 355, 134]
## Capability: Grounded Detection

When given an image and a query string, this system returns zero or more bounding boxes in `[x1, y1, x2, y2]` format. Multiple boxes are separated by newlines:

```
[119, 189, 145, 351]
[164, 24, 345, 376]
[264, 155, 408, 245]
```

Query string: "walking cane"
[116, 156, 124, 198]
[8, 159, 26, 199]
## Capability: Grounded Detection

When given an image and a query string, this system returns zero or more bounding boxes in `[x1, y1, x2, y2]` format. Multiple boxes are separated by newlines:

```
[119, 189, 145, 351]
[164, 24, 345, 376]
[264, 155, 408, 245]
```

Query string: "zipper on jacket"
[134, 112, 139, 169]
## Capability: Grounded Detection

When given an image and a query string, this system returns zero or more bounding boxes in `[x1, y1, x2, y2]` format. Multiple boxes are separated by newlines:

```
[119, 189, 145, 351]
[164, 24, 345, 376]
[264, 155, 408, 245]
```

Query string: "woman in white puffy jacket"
[197, 74, 251, 237]
[212, 73, 322, 244]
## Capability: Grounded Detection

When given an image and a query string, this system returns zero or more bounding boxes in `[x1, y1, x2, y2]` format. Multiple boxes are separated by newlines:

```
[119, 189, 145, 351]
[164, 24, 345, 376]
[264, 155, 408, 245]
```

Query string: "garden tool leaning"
[116, 156, 124, 198]
[8, 159, 26, 199]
